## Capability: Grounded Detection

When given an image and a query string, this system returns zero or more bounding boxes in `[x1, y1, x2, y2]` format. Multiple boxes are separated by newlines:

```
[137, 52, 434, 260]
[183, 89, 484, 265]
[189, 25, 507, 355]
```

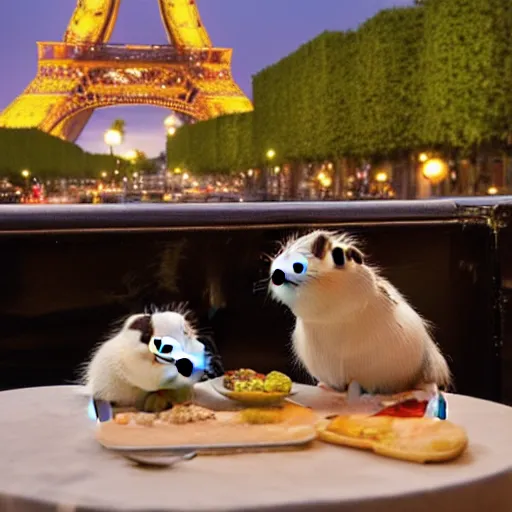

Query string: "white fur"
[83, 310, 204, 406]
[270, 230, 450, 395]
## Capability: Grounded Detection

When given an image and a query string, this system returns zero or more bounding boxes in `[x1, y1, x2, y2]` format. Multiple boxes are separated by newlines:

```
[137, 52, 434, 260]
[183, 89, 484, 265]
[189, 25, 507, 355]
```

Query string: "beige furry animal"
[269, 230, 450, 397]
[83, 310, 207, 407]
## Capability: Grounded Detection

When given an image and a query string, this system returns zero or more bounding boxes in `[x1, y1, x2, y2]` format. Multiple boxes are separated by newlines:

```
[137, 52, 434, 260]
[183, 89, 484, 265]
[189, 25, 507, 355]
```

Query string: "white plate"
[99, 433, 316, 454]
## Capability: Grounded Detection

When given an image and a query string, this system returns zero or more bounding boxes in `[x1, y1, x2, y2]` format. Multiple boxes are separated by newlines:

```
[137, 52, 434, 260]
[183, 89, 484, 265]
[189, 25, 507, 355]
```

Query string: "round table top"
[0, 384, 511, 512]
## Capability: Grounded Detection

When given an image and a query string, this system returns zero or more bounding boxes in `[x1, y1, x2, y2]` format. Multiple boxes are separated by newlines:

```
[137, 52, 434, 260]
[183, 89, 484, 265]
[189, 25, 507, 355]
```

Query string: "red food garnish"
[373, 399, 428, 418]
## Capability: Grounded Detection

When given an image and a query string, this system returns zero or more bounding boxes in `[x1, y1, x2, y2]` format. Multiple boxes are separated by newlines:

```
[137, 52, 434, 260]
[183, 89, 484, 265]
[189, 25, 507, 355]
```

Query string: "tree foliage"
[353, 8, 425, 156]
[167, 0, 512, 171]
[167, 113, 254, 174]
[0, 128, 115, 180]
[421, 0, 512, 150]
[110, 119, 126, 139]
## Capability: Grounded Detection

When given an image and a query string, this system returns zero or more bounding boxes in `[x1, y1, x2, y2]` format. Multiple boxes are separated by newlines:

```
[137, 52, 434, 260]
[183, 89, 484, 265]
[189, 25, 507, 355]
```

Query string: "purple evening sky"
[0, 0, 412, 157]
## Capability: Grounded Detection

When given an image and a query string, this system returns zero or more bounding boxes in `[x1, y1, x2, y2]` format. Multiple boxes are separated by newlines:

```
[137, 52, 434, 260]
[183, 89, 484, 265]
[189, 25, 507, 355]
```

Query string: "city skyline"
[0, 0, 413, 157]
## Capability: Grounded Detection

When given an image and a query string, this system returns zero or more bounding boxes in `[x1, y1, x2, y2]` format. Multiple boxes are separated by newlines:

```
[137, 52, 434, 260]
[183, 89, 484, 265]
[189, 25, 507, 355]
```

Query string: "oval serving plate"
[209, 376, 298, 406]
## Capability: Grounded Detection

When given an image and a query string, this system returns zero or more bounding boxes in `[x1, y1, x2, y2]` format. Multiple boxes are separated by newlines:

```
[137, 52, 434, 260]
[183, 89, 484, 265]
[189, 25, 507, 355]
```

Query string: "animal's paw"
[136, 390, 174, 413]
[317, 382, 338, 392]
[357, 394, 384, 407]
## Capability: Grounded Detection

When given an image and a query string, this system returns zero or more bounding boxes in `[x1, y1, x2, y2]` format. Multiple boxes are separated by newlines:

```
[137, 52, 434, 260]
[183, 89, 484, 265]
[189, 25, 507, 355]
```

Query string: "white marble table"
[0, 383, 511, 512]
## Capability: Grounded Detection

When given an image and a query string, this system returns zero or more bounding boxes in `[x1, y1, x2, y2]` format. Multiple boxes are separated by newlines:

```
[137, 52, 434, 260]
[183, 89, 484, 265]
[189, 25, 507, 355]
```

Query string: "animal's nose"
[176, 358, 194, 377]
[271, 269, 286, 286]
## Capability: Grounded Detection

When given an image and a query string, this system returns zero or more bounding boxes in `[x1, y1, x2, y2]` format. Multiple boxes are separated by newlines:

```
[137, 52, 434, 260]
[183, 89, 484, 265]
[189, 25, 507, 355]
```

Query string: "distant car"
[0, 181, 22, 203]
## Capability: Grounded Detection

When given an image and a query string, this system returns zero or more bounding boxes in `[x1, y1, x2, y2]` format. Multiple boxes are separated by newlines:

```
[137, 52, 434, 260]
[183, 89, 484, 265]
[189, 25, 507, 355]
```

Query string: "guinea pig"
[269, 230, 451, 397]
[82, 309, 210, 407]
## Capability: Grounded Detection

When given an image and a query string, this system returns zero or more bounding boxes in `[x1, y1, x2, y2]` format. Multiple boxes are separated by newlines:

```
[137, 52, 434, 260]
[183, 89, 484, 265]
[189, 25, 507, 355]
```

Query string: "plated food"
[114, 404, 216, 427]
[316, 414, 468, 463]
[96, 402, 317, 453]
[211, 369, 296, 405]
[224, 369, 293, 393]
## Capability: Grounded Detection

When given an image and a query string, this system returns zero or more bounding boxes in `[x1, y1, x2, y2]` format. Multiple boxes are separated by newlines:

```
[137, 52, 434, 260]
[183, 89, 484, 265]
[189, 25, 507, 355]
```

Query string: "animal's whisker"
[260, 252, 274, 263]
[253, 279, 270, 294]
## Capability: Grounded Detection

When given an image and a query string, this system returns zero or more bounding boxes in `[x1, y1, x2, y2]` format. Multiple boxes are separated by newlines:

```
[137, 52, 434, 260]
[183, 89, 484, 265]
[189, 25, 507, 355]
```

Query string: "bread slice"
[316, 415, 468, 463]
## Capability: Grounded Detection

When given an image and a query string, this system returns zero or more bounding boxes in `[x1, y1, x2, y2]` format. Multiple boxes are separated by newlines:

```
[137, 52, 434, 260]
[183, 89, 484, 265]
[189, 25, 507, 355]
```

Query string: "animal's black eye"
[176, 358, 194, 378]
[153, 337, 162, 351]
[332, 247, 346, 267]
[293, 262, 304, 274]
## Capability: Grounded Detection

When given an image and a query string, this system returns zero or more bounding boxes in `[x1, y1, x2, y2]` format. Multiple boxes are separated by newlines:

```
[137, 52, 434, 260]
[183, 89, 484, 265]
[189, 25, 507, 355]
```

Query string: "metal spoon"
[120, 451, 197, 468]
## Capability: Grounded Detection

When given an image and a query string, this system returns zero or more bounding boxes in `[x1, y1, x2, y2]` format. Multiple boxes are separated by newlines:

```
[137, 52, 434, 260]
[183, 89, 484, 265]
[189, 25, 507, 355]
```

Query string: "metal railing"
[37, 42, 228, 65]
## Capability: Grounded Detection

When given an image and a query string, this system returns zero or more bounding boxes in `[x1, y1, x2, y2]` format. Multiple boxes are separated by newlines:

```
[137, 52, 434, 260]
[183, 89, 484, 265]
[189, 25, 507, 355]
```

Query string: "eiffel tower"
[0, 0, 253, 142]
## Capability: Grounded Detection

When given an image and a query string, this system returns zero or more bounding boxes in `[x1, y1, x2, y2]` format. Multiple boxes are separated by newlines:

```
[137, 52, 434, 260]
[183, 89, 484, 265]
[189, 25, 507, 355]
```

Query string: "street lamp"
[164, 114, 182, 128]
[104, 129, 122, 156]
[21, 169, 30, 197]
[421, 157, 449, 197]
[264, 149, 276, 200]
[124, 149, 138, 162]
[165, 114, 182, 139]
[422, 158, 448, 185]
[375, 171, 388, 183]
[104, 129, 122, 180]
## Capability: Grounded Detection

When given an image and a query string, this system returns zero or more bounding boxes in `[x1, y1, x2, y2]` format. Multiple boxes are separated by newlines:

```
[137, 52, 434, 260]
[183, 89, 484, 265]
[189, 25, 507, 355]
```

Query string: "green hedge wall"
[167, 112, 254, 174]
[352, 7, 425, 156]
[167, 0, 512, 173]
[0, 128, 115, 180]
[421, 0, 512, 150]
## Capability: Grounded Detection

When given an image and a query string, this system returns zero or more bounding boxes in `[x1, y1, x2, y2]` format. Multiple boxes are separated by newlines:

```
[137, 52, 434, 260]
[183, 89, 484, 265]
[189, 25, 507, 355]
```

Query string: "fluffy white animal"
[269, 230, 451, 397]
[83, 310, 208, 407]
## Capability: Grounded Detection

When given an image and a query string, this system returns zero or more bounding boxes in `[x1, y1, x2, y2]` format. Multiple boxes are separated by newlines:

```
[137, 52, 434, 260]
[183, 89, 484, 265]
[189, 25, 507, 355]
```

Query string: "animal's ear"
[128, 314, 153, 344]
[311, 233, 331, 260]
[346, 246, 364, 265]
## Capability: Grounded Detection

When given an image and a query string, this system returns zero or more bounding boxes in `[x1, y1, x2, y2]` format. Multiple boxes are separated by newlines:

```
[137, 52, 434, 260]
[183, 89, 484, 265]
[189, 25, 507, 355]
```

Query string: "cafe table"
[0, 382, 510, 512]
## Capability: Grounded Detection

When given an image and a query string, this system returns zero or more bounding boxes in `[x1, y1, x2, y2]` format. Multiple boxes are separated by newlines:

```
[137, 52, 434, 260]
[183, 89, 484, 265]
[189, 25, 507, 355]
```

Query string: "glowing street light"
[164, 114, 182, 129]
[124, 149, 138, 163]
[101, 171, 108, 179]
[487, 186, 498, 195]
[21, 169, 30, 195]
[104, 129, 122, 154]
[422, 158, 448, 185]
[418, 152, 429, 163]
[375, 171, 388, 183]
[168, 126, 177, 136]
[266, 149, 276, 160]
[320, 176, 332, 188]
